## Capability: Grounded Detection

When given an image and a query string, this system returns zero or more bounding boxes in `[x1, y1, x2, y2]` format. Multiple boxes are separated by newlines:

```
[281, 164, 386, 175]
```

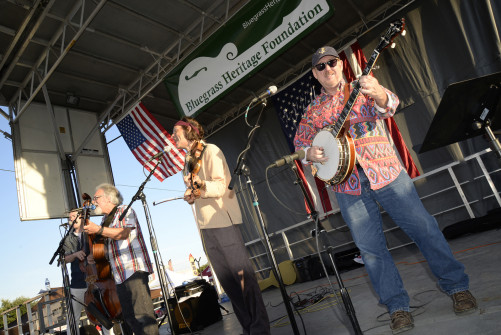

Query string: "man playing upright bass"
[83, 183, 158, 335]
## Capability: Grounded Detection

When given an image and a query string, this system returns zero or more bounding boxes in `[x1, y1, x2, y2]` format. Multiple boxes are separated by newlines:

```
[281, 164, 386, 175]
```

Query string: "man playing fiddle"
[83, 184, 158, 335]
[172, 117, 270, 335]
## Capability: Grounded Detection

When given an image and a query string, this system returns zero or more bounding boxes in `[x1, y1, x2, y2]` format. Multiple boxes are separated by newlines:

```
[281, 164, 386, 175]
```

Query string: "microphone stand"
[230, 100, 300, 335]
[49, 218, 79, 335]
[288, 162, 362, 335]
[120, 156, 176, 334]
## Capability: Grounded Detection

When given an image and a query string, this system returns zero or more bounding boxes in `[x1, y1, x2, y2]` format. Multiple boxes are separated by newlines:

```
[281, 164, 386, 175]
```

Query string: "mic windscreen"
[268, 85, 278, 95]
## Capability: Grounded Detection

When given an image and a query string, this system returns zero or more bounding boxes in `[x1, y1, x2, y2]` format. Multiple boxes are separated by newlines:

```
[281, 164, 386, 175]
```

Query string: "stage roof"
[0, 0, 413, 138]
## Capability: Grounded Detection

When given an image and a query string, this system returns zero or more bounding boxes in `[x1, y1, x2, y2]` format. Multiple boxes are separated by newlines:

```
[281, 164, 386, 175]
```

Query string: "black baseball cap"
[312, 46, 339, 67]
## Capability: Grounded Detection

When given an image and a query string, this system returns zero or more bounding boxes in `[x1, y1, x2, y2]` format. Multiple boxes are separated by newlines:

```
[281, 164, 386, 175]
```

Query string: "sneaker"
[390, 311, 414, 334]
[452, 290, 477, 315]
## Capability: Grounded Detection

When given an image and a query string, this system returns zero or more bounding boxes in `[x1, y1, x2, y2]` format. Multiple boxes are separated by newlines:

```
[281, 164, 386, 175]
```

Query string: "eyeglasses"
[314, 58, 339, 71]
[92, 195, 103, 201]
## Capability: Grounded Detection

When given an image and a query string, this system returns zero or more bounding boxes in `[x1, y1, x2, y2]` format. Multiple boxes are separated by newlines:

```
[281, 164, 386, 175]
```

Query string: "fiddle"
[185, 141, 206, 200]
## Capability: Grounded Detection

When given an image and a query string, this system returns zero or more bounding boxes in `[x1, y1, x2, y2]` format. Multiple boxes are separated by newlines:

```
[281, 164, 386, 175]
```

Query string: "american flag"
[116, 102, 185, 182]
[272, 70, 337, 216]
[272, 41, 419, 216]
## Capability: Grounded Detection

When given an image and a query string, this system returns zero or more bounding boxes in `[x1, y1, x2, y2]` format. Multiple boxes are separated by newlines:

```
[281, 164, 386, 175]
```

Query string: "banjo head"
[311, 130, 341, 181]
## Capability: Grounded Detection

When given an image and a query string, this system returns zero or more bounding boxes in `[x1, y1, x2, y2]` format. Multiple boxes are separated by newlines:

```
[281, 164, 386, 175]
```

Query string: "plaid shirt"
[294, 80, 402, 195]
[104, 205, 153, 284]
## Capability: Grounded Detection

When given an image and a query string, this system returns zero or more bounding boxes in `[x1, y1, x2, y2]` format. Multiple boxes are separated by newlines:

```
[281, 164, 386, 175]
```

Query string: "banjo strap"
[340, 83, 351, 136]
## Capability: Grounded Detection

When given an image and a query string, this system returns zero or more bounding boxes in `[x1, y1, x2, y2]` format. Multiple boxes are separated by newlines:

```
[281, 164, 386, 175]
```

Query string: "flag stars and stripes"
[116, 102, 185, 182]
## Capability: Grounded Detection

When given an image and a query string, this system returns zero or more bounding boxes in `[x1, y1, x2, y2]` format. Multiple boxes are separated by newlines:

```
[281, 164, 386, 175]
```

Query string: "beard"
[93, 206, 103, 215]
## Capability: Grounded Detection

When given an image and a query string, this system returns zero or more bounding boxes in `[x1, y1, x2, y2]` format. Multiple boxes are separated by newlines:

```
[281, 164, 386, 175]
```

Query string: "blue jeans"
[336, 169, 469, 314]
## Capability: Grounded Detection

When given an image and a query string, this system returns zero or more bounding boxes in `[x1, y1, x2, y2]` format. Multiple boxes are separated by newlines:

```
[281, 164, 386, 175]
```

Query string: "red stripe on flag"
[384, 118, 420, 178]
[295, 161, 315, 214]
[134, 103, 184, 171]
[136, 144, 167, 180]
[117, 102, 185, 182]
[350, 41, 367, 70]
[132, 110, 176, 176]
[313, 176, 333, 213]
[134, 104, 185, 175]
[339, 52, 356, 83]
[130, 114, 172, 178]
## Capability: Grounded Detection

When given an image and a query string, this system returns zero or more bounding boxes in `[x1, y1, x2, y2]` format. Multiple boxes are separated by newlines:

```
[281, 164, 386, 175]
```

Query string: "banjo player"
[293, 46, 476, 334]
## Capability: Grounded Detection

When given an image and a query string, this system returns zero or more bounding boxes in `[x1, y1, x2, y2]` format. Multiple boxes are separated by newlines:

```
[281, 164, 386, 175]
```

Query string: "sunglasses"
[314, 58, 339, 71]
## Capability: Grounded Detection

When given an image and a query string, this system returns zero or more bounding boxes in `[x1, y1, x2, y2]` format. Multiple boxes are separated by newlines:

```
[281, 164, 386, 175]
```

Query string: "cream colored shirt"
[184, 142, 242, 229]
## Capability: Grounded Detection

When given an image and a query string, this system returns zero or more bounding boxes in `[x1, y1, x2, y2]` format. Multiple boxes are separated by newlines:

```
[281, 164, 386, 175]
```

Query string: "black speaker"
[293, 257, 311, 283]
[167, 283, 222, 334]
[307, 255, 326, 280]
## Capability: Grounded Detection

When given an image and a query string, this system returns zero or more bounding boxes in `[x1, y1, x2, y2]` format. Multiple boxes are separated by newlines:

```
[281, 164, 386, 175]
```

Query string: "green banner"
[164, 0, 334, 117]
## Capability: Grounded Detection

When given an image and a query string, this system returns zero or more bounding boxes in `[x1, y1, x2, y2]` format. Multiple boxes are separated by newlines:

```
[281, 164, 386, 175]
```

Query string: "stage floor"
[160, 227, 501, 335]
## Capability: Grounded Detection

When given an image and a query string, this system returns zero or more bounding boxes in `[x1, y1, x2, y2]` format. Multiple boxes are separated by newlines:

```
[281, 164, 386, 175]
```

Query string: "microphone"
[65, 204, 96, 213]
[268, 150, 305, 168]
[85, 204, 96, 211]
[147, 150, 165, 162]
[251, 85, 278, 102]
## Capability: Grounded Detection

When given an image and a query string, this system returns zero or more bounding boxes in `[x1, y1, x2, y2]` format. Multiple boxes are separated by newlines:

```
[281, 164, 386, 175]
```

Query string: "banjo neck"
[330, 52, 380, 136]
[328, 18, 406, 137]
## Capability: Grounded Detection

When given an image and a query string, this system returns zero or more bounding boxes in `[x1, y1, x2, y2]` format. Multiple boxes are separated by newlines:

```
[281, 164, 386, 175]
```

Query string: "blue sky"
[0, 106, 206, 301]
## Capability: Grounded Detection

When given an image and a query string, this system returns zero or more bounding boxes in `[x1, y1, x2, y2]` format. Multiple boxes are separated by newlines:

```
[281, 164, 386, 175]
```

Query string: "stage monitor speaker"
[293, 257, 311, 283]
[167, 283, 222, 334]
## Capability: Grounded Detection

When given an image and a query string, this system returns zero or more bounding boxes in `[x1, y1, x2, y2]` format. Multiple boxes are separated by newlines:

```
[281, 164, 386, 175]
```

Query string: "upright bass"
[80, 193, 121, 329]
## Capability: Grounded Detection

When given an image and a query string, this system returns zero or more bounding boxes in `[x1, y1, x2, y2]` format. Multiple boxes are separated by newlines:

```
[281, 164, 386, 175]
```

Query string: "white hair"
[96, 183, 123, 205]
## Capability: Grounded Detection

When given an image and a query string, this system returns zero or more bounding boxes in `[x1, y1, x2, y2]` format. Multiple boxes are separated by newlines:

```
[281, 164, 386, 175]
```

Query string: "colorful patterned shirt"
[104, 205, 153, 284]
[294, 80, 402, 195]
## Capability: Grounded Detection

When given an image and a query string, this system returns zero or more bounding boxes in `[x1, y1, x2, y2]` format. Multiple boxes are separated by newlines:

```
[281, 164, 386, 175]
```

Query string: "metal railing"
[1, 291, 168, 335]
[1, 291, 66, 335]
[246, 148, 501, 275]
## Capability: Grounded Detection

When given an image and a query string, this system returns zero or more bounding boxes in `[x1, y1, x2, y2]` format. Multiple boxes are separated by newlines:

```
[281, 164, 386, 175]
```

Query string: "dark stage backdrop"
[207, 0, 501, 275]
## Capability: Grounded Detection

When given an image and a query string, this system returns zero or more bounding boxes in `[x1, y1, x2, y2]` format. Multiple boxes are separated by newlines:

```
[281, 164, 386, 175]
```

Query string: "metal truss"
[3, 0, 248, 160]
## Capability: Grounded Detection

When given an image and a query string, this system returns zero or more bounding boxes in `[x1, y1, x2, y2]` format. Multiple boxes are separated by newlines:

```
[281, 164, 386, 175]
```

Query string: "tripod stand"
[50, 220, 80, 335]
[288, 162, 363, 335]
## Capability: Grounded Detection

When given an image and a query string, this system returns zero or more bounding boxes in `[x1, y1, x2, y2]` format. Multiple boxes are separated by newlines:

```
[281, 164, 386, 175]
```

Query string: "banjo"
[311, 18, 406, 185]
